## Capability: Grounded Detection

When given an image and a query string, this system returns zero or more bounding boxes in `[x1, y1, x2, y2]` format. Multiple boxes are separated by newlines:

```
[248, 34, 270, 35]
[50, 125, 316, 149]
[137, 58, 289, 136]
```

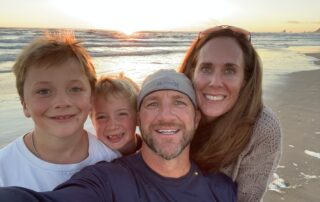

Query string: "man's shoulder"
[205, 172, 237, 198]
[112, 152, 142, 166]
[206, 172, 234, 185]
[82, 153, 141, 176]
[61, 157, 139, 190]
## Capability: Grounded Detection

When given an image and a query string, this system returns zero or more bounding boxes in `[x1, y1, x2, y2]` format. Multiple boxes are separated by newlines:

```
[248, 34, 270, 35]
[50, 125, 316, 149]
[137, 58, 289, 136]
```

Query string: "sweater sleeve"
[235, 107, 282, 202]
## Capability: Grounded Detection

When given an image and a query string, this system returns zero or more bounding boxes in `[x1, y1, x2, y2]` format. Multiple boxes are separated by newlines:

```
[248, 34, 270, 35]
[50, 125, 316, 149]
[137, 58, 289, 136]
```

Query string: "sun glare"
[121, 28, 136, 36]
[53, 0, 236, 33]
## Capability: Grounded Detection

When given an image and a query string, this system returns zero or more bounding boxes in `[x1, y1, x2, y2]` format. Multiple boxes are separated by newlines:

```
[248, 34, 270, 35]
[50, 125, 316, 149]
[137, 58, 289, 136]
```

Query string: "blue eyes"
[36, 89, 51, 95]
[200, 66, 212, 74]
[96, 115, 106, 120]
[225, 67, 236, 75]
[35, 86, 84, 96]
[199, 65, 236, 75]
[119, 112, 129, 116]
[70, 87, 83, 92]
[175, 100, 187, 106]
[95, 112, 129, 122]
[144, 100, 187, 108]
[146, 102, 158, 107]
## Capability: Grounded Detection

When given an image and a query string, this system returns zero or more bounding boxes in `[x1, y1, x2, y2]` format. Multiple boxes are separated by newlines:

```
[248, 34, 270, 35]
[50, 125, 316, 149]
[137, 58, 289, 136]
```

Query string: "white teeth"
[107, 133, 124, 138]
[157, 130, 178, 135]
[205, 94, 225, 101]
[108, 135, 119, 138]
[54, 115, 72, 120]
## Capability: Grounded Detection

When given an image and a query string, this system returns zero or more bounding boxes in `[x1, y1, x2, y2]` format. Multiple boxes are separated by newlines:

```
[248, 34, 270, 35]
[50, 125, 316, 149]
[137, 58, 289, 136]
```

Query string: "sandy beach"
[263, 53, 320, 202]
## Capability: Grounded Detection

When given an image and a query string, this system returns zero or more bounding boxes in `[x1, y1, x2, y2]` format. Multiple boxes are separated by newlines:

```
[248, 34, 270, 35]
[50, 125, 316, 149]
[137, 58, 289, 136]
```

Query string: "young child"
[0, 32, 119, 191]
[91, 74, 142, 156]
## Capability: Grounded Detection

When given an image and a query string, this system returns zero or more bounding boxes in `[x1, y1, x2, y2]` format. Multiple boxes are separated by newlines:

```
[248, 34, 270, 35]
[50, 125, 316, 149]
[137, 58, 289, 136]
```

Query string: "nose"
[54, 91, 71, 109]
[106, 117, 119, 130]
[157, 103, 176, 122]
[208, 72, 223, 87]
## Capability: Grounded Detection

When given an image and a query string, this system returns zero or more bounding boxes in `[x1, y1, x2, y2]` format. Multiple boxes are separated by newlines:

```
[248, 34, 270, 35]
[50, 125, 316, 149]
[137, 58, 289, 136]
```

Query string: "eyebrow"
[199, 62, 241, 68]
[94, 108, 130, 115]
[143, 92, 190, 103]
[32, 81, 51, 85]
[68, 79, 86, 84]
[94, 112, 106, 116]
[172, 94, 187, 99]
[115, 108, 130, 112]
[198, 62, 212, 66]
[32, 79, 85, 85]
[225, 62, 241, 68]
[143, 95, 159, 102]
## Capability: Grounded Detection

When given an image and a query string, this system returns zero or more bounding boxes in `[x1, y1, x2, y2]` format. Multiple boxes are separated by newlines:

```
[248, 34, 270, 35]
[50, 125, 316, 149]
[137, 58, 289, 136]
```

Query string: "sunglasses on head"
[198, 25, 251, 42]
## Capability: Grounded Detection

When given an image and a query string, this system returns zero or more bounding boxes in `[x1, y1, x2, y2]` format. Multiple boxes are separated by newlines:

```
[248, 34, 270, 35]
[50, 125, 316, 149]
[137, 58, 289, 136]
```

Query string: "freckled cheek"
[125, 119, 136, 130]
[29, 100, 50, 111]
[100, 125, 109, 135]
[78, 96, 93, 110]
[95, 123, 107, 135]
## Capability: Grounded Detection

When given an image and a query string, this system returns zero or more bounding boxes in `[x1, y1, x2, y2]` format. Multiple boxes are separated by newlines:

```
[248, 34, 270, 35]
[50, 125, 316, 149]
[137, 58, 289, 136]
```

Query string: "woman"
[179, 25, 282, 202]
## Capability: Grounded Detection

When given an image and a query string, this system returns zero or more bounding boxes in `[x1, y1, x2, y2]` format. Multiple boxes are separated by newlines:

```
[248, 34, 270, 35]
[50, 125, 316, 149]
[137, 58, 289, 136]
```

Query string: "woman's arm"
[234, 107, 282, 202]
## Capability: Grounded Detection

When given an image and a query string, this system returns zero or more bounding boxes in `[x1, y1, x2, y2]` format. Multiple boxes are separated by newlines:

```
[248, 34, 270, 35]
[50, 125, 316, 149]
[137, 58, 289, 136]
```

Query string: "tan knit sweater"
[221, 106, 282, 202]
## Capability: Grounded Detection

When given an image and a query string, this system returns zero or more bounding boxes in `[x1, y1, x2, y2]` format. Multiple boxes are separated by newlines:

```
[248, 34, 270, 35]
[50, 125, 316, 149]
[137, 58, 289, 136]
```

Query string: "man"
[0, 69, 236, 202]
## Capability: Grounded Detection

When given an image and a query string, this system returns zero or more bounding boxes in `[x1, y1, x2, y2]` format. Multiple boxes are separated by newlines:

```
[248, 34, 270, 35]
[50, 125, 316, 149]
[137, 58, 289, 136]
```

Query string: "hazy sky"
[1, 0, 319, 33]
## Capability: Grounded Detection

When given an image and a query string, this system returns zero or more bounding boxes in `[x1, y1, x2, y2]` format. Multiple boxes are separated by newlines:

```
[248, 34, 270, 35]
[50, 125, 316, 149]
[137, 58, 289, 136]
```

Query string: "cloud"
[287, 21, 302, 24]
[287, 21, 320, 24]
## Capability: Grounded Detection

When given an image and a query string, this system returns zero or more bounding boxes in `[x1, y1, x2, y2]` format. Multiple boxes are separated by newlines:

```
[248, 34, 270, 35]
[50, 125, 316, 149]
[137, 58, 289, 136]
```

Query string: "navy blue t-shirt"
[0, 152, 236, 202]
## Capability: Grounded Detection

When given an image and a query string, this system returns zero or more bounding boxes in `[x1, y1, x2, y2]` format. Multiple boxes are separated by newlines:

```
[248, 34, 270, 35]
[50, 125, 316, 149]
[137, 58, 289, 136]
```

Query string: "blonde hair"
[179, 29, 263, 172]
[94, 73, 139, 111]
[12, 31, 96, 99]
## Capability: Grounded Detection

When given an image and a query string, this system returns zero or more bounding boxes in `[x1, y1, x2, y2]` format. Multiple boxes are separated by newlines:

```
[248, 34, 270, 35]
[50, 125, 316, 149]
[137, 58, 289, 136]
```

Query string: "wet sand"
[263, 54, 320, 202]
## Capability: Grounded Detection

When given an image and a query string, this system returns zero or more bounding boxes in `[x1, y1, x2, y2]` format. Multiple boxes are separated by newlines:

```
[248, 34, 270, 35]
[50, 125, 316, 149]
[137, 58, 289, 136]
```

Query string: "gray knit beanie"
[137, 69, 197, 109]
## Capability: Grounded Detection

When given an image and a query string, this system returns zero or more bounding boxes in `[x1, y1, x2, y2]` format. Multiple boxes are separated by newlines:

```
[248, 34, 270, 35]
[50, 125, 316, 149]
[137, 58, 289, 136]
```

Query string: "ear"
[194, 108, 201, 129]
[21, 98, 31, 118]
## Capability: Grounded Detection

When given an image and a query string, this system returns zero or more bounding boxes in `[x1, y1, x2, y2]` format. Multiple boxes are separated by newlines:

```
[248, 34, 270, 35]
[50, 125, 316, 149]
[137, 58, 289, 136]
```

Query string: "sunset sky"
[1, 0, 319, 33]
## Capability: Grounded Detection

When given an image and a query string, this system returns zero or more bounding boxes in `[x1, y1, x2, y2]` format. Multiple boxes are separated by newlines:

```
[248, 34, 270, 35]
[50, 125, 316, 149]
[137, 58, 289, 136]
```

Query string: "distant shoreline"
[1, 26, 320, 33]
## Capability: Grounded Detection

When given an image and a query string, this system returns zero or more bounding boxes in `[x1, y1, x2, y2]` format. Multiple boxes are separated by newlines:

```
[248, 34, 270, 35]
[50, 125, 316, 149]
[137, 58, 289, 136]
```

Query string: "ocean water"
[0, 27, 320, 147]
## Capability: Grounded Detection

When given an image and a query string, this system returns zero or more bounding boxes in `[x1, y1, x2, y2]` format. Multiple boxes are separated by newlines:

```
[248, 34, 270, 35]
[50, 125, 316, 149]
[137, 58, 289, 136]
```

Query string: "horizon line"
[0, 25, 319, 34]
